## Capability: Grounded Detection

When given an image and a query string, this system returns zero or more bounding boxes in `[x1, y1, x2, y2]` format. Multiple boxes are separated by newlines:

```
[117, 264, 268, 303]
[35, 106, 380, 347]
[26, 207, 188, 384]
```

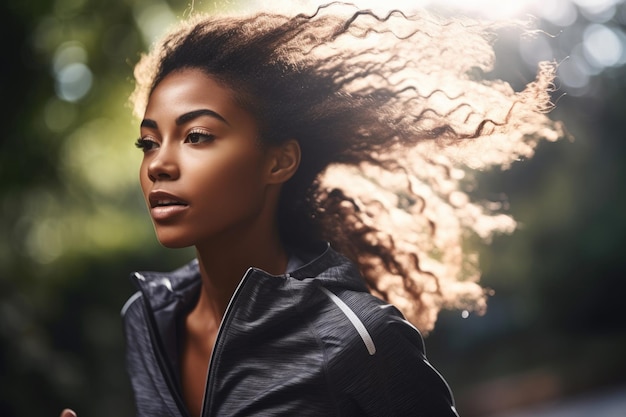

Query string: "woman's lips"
[148, 191, 189, 221]
[150, 204, 188, 221]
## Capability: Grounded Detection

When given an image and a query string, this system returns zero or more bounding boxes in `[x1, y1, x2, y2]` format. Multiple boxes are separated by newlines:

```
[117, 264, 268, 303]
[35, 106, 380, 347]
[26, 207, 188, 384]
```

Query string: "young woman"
[63, 3, 562, 416]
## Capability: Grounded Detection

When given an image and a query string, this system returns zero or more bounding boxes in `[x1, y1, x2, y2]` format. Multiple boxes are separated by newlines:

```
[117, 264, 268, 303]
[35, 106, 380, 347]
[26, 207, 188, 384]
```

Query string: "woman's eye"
[135, 138, 158, 152]
[186, 131, 215, 144]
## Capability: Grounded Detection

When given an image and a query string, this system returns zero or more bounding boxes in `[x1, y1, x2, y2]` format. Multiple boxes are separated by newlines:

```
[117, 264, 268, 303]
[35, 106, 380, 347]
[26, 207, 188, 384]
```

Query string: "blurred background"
[1, 0, 625, 416]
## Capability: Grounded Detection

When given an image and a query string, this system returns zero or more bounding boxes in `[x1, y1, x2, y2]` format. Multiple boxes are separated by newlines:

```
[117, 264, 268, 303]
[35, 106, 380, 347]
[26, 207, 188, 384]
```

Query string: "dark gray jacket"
[122, 243, 459, 416]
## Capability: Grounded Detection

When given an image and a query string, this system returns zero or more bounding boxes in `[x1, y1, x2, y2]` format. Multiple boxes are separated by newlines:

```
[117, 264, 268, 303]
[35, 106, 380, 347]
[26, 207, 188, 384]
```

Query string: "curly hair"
[131, 2, 564, 332]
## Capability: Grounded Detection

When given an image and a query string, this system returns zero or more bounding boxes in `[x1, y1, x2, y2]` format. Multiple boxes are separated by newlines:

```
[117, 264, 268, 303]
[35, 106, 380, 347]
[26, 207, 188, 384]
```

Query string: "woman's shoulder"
[313, 285, 458, 415]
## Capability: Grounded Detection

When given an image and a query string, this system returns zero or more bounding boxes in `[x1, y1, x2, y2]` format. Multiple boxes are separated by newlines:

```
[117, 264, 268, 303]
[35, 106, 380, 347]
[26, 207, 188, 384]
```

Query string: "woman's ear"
[267, 139, 301, 184]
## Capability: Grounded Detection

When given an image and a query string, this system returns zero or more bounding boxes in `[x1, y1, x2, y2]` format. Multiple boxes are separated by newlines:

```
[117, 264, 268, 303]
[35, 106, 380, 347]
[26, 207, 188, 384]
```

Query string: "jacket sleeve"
[373, 310, 459, 416]
[327, 291, 460, 417]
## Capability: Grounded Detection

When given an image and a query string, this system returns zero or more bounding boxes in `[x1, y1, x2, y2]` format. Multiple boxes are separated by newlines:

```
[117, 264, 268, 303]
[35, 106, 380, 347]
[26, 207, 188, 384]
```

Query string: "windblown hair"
[131, 2, 564, 332]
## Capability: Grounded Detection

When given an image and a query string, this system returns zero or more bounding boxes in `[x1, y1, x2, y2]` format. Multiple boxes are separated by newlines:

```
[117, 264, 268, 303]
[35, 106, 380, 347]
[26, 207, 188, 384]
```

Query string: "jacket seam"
[125, 295, 187, 417]
[139, 290, 190, 417]
[288, 279, 342, 416]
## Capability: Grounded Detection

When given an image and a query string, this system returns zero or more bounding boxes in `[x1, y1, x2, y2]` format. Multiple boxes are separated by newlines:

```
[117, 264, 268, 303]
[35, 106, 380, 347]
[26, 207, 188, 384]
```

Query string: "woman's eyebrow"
[140, 119, 157, 129]
[176, 109, 231, 126]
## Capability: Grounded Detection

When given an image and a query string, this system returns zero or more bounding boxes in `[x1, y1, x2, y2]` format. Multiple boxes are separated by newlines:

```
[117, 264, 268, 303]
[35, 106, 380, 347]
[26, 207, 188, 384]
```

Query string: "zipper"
[199, 268, 256, 417]
[136, 272, 192, 417]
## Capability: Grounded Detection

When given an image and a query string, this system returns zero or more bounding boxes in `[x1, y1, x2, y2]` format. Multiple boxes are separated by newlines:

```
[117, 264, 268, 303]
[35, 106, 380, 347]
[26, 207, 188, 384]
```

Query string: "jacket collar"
[128, 242, 368, 393]
[130, 242, 367, 312]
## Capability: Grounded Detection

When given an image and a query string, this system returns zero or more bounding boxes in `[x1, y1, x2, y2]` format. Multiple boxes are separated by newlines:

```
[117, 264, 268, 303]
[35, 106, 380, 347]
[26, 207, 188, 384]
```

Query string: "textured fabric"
[122, 243, 459, 417]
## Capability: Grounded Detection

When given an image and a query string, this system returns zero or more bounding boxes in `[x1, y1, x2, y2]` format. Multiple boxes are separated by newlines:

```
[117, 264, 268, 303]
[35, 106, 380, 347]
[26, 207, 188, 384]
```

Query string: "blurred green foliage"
[0, 1, 198, 415]
[1, 1, 625, 416]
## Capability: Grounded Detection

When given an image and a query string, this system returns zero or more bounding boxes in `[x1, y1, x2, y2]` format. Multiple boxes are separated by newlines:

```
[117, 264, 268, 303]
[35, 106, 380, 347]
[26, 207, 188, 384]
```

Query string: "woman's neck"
[193, 226, 288, 321]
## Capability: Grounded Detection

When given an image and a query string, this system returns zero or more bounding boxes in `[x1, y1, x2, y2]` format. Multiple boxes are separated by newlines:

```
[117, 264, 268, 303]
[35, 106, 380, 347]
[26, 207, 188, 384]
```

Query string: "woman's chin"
[154, 232, 194, 249]
[159, 241, 192, 249]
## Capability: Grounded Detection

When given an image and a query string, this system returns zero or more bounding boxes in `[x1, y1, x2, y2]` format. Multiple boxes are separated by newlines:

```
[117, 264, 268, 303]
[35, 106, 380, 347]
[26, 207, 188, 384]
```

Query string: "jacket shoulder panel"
[317, 287, 458, 416]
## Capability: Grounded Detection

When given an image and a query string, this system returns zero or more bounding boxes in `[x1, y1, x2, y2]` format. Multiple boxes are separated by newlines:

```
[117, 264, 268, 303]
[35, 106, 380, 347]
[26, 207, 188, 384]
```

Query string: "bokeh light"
[52, 41, 92, 102]
[583, 23, 624, 67]
[133, 0, 177, 46]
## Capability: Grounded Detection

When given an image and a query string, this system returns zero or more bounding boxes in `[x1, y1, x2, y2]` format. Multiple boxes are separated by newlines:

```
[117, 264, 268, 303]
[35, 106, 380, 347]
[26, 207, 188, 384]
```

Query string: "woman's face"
[138, 68, 276, 248]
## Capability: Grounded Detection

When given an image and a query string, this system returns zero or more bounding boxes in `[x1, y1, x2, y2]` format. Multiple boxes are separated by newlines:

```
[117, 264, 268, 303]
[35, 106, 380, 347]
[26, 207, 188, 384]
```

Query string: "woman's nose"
[147, 147, 180, 182]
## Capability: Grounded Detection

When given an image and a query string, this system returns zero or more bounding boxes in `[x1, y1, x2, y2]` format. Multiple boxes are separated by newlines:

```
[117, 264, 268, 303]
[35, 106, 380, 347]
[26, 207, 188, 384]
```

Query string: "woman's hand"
[60, 409, 77, 417]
